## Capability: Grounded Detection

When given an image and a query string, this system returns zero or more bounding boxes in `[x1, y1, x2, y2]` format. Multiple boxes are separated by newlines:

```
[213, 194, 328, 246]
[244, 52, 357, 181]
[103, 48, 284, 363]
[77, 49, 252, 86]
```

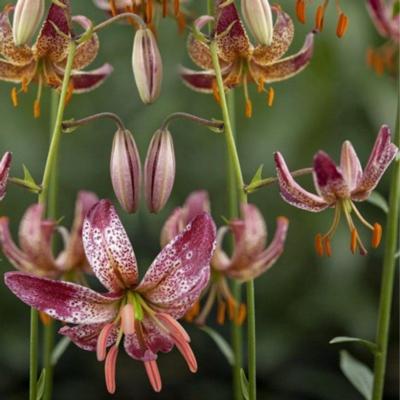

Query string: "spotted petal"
[215, 0, 251, 62]
[137, 213, 216, 319]
[4, 272, 120, 324]
[0, 152, 12, 201]
[340, 141, 362, 192]
[274, 152, 328, 212]
[352, 125, 399, 201]
[0, 58, 36, 82]
[83, 199, 138, 292]
[69, 63, 113, 93]
[187, 16, 214, 69]
[252, 6, 294, 65]
[249, 32, 314, 84]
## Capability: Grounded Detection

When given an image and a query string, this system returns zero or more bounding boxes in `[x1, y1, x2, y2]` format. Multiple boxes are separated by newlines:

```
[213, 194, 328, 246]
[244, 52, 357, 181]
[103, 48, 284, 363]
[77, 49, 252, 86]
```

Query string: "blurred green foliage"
[0, 0, 398, 399]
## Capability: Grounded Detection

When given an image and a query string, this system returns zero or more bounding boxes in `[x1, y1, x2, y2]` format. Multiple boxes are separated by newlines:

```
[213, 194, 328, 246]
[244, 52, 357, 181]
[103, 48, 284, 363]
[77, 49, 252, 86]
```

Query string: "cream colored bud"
[13, 0, 45, 46]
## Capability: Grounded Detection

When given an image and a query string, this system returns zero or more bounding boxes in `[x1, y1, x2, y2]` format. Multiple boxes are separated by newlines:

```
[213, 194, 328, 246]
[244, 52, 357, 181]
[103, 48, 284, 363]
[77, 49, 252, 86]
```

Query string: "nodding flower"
[4, 200, 216, 393]
[274, 125, 398, 256]
[180, 0, 315, 117]
[0, 152, 12, 201]
[0, 1, 113, 118]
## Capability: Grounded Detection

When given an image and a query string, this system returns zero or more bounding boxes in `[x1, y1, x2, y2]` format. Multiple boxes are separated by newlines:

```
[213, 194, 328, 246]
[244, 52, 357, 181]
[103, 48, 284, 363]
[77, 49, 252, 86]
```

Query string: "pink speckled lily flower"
[0, 191, 98, 277]
[5, 199, 216, 393]
[274, 125, 398, 255]
[0, 152, 12, 201]
[181, 0, 315, 116]
[0, 0, 113, 116]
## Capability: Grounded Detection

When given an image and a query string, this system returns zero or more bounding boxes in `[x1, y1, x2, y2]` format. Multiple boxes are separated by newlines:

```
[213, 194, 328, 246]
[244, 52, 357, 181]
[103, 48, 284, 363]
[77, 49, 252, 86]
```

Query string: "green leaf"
[366, 191, 389, 214]
[330, 336, 377, 354]
[51, 337, 71, 366]
[22, 165, 35, 185]
[240, 368, 249, 400]
[249, 165, 264, 186]
[36, 369, 46, 400]
[201, 326, 234, 366]
[340, 351, 373, 400]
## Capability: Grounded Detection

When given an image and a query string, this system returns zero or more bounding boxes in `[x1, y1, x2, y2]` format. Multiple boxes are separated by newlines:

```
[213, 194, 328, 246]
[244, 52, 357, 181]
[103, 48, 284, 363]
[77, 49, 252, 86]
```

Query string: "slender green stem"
[371, 96, 400, 399]
[29, 309, 39, 400]
[43, 321, 55, 400]
[246, 280, 256, 399]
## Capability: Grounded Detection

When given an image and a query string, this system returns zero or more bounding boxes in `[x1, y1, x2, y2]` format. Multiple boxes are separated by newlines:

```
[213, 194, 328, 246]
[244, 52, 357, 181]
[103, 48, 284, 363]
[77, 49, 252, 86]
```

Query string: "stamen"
[195, 285, 217, 325]
[217, 301, 226, 325]
[350, 228, 357, 254]
[323, 237, 332, 257]
[162, 0, 168, 17]
[97, 323, 114, 361]
[315, 233, 324, 256]
[235, 303, 247, 326]
[65, 82, 74, 105]
[212, 80, 221, 104]
[21, 78, 29, 93]
[146, 0, 153, 24]
[174, 0, 180, 16]
[226, 296, 236, 321]
[176, 12, 186, 33]
[296, 0, 306, 24]
[121, 303, 135, 335]
[245, 99, 253, 118]
[336, 12, 348, 38]
[11, 88, 18, 107]
[34, 100, 41, 119]
[371, 223, 382, 248]
[104, 345, 119, 394]
[39, 311, 52, 326]
[257, 79, 265, 93]
[314, 1, 327, 32]
[174, 335, 198, 372]
[184, 301, 200, 322]
[267, 87, 275, 107]
[144, 360, 162, 392]
[109, 0, 118, 16]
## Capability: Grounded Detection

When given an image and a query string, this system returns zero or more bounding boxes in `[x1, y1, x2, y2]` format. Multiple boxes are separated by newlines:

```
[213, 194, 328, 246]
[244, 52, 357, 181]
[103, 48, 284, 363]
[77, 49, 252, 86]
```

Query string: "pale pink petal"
[184, 191, 210, 223]
[340, 141, 363, 192]
[4, 272, 120, 324]
[0, 152, 12, 201]
[137, 213, 216, 319]
[274, 152, 328, 212]
[313, 151, 350, 202]
[352, 125, 399, 200]
[83, 199, 138, 292]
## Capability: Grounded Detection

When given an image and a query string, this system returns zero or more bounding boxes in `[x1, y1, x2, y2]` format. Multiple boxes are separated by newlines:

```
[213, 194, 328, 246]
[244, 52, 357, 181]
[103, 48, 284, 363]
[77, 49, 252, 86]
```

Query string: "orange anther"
[162, 0, 168, 17]
[217, 301, 226, 325]
[109, 0, 118, 16]
[371, 223, 382, 248]
[336, 13, 348, 38]
[65, 82, 74, 105]
[373, 55, 384, 76]
[176, 12, 186, 33]
[366, 48, 374, 67]
[257, 79, 265, 93]
[323, 237, 332, 257]
[226, 297, 236, 320]
[235, 303, 247, 326]
[245, 99, 253, 118]
[33, 100, 41, 119]
[146, 0, 153, 24]
[296, 0, 306, 24]
[350, 228, 358, 254]
[315, 5, 325, 32]
[267, 87, 275, 107]
[39, 311, 52, 326]
[21, 79, 28, 93]
[11, 87, 18, 107]
[212, 80, 221, 104]
[315, 233, 324, 256]
[174, 0, 180, 16]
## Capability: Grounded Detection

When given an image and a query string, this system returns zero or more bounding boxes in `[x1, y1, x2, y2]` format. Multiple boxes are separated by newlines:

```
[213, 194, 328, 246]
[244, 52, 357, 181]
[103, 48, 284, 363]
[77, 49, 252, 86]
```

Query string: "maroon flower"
[0, 152, 12, 201]
[5, 199, 216, 393]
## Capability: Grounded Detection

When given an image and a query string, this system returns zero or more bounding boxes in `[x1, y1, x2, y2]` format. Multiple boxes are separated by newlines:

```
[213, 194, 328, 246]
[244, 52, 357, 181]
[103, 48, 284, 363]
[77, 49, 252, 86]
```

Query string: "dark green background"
[0, 0, 398, 399]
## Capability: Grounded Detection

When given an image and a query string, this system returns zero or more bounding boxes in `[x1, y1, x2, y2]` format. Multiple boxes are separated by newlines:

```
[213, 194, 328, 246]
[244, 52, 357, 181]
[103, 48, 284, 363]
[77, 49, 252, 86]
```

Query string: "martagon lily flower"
[180, 0, 315, 116]
[0, 152, 12, 201]
[161, 192, 288, 326]
[274, 125, 399, 256]
[0, 191, 98, 278]
[4, 200, 216, 393]
[0, 0, 113, 118]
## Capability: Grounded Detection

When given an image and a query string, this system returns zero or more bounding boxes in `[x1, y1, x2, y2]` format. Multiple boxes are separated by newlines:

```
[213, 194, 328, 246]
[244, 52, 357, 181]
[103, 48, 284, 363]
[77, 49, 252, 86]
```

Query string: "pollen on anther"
[146, 0, 154, 23]
[11, 88, 18, 107]
[323, 237, 332, 257]
[217, 301, 226, 325]
[267, 88, 275, 107]
[34, 100, 41, 119]
[315, 233, 324, 256]
[315, 5, 325, 32]
[350, 228, 358, 254]
[109, 0, 118, 16]
[296, 0, 306, 24]
[174, 0, 180, 16]
[336, 13, 348, 38]
[235, 303, 247, 326]
[245, 99, 253, 118]
[162, 0, 168, 17]
[212, 80, 221, 104]
[371, 223, 382, 248]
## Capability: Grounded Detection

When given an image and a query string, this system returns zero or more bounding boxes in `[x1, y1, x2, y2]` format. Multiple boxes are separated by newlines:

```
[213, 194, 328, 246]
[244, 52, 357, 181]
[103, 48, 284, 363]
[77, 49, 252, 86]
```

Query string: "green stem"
[29, 309, 39, 400]
[371, 96, 400, 399]
[210, 41, 257, 400]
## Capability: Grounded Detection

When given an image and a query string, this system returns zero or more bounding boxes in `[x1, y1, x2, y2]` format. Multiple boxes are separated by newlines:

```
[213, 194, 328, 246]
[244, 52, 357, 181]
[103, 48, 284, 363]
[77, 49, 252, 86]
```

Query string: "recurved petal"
[160, 208, 185, 248]
[180, 66, 215, 93]
[0, 152, 12, 201]
[340, 141, 362, 192]
[0, 58, 36, 82]
[249, 31, 314, 84]
[187, 34, 213, 70]
[69, 63, 113, 93]
[33, 0, 71, 63]
[274, 152, 328, 212]
[252, 6, 294, 64]
[184, 191, 210, 223]
[4, 271, 120, 324]
[0, 7, 33, 66]
[59, 323, 118, 351]
[366, 0, 395, 39]
[313, 151, 350, 202]
[215, 0, 251, 62]
[137, 213, 216, 319]
[352, 125, 399, 201]
[83, 199, 138, 292]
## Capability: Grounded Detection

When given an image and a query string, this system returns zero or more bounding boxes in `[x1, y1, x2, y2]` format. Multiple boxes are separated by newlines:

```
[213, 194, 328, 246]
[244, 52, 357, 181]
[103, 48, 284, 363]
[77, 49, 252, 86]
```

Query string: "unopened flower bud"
[110, 129, 142, 213]
[132, 28, 163, 104]
[0, 152, 12, 201]
[144, 129, 175, 213]
[13, 0, 45, 46]
[241, 0, 274, 46]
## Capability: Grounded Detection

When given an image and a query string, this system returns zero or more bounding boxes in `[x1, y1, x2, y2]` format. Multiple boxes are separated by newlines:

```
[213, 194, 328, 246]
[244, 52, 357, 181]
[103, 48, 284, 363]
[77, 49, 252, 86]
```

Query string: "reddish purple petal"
[83, 199, 138, 292]
[70, 63, 113, 93]
[274, 152, 328, 212]
[340, 141, 362, 192]
[0, 152, 12, 201]
[137, 213, 216, 319]
[4, 271, 120, 324]
[352, 125, 399, 200]
[249, 32, 314, 84]
[180, 66, 214, 93]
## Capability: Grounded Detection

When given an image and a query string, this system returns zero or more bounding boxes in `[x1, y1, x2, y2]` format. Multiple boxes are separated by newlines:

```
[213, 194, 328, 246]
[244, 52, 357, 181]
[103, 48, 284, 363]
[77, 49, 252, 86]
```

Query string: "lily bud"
[144, 129, 175, 213]
[241, 0, 274, 46]
[0, 152, 12, 201]
[110, 129, 142, 213]
[132, 28, 163, 104]
[13, 0, 45, 46]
